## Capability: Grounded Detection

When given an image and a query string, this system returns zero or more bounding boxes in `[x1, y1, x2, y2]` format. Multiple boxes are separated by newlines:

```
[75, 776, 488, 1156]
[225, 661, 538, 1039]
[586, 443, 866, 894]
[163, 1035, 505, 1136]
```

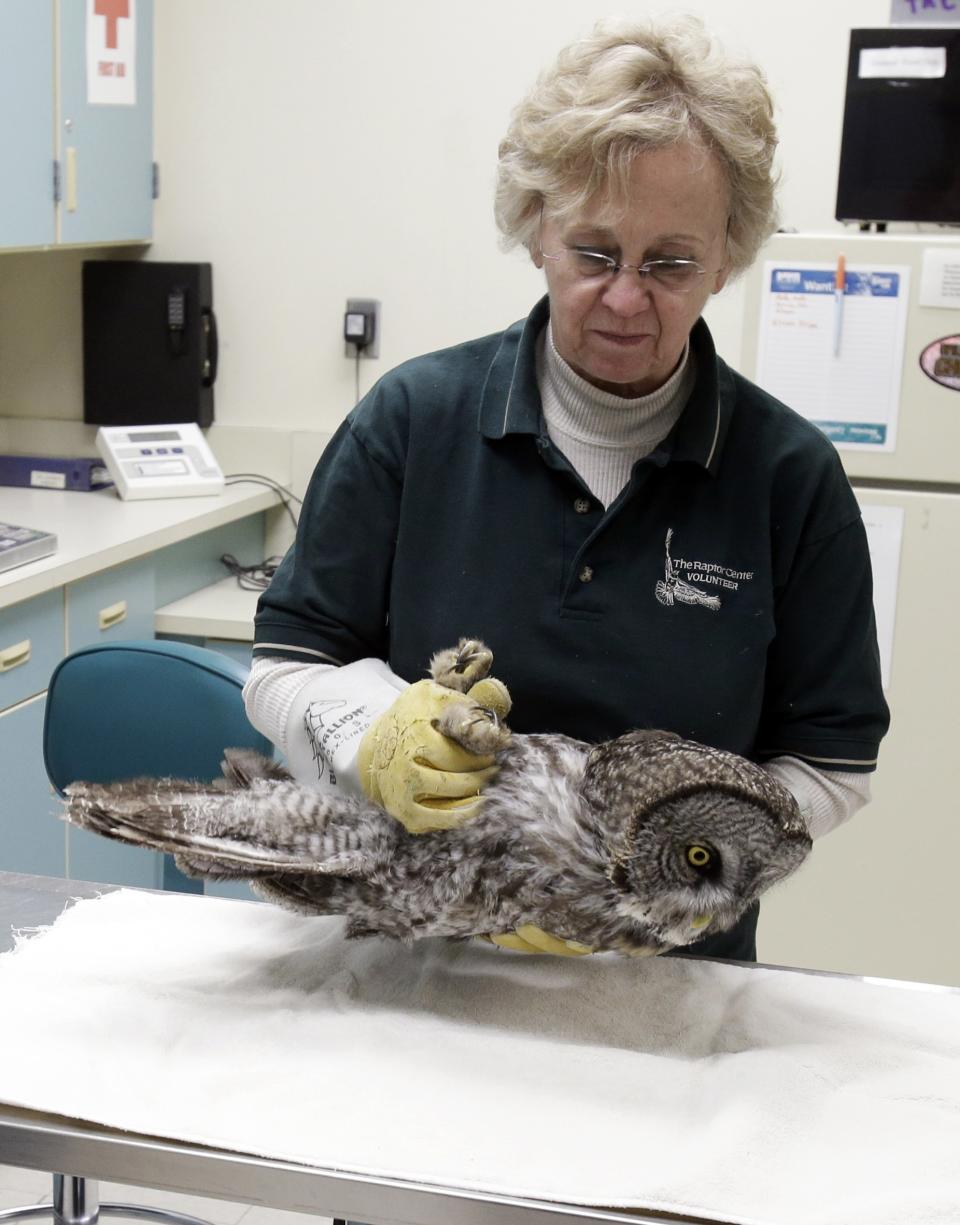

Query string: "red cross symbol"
[95, 0, 130, 50]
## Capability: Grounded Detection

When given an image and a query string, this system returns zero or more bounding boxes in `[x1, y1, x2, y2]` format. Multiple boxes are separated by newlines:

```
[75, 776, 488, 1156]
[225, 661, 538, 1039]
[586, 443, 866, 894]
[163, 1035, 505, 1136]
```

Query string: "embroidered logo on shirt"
[655, 529, 754, 611]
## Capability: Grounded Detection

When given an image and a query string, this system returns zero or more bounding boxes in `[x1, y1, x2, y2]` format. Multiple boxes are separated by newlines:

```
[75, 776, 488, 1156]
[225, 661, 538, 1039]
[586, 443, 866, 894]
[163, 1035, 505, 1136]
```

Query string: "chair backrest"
[43, 639, 272, 796]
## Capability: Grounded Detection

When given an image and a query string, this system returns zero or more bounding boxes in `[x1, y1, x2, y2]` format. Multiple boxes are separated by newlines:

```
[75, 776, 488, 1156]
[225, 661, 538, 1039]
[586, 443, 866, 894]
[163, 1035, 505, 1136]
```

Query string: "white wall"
[0, 0, 897, 428]
[144, 0, 892, 432]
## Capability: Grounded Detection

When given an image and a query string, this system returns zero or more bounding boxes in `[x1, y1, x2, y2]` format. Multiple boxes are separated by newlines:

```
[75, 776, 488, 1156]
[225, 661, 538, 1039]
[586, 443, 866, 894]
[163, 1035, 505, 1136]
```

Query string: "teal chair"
[44, 637, 275, 895]
[0, 641, 292, 1225]
[44, 638, 272, 794]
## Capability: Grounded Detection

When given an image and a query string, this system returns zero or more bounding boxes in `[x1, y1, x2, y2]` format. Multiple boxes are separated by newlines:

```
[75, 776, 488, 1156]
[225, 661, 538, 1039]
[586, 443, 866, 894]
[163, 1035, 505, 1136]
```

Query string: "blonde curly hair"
[495, 17, 780, 277]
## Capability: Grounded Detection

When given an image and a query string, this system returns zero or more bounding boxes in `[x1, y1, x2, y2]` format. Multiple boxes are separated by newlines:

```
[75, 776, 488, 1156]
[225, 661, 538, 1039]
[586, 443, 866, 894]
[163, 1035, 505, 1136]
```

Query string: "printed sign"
[756, 261, 911, 451]
[86, 0, 136, 106]
[890, 0, 960, 24]
[919, 247, 960, 308]
[860, 45, 947, 77]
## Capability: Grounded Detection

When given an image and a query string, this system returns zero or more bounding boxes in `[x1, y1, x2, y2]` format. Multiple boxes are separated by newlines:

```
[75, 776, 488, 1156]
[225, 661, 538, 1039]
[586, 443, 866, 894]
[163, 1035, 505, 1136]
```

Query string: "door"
[0, 0, 56, 248]
[58, 0, 154, 244]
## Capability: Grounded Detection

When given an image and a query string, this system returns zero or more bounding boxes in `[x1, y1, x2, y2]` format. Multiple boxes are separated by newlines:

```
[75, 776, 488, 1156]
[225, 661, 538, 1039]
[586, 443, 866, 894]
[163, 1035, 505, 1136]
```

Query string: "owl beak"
[691, 914, 712, 930]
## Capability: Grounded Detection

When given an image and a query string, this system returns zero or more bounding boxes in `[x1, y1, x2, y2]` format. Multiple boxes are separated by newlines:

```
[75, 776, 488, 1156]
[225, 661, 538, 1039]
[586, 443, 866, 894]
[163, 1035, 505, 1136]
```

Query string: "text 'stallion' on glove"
[356, 676, 511, 834]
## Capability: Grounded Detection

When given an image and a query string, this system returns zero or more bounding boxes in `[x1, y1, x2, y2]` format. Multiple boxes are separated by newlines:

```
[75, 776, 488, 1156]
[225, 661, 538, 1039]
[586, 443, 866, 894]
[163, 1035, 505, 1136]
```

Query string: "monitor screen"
[836, 28, 960, 225]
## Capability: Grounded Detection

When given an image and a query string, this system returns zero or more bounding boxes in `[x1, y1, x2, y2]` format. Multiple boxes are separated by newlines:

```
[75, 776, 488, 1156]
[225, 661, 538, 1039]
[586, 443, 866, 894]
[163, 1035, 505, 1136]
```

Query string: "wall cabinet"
[0, 0, 154, 250]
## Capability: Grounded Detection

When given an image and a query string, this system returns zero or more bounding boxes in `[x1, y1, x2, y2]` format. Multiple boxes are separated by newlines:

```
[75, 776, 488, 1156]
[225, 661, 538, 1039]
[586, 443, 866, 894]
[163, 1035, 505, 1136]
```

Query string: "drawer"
[0, 588, 65, 712]
[0, 695, 66, 877]
[66, 555, 156, 651]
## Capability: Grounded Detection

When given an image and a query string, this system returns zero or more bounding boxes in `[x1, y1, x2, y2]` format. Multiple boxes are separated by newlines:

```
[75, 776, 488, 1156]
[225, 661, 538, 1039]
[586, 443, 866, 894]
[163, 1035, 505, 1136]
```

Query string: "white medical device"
[95, 424, 225, 501]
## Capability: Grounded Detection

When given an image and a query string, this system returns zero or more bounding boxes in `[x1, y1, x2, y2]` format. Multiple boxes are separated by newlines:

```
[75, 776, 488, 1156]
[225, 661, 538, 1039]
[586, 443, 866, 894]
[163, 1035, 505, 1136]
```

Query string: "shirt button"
[579, 566, 594, 583]
[574, 497, 591, 514]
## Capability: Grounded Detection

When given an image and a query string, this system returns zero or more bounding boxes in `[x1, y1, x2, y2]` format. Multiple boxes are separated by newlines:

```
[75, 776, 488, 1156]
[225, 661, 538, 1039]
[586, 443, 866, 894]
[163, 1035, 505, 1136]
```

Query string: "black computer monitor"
[835, 27, 960, 225]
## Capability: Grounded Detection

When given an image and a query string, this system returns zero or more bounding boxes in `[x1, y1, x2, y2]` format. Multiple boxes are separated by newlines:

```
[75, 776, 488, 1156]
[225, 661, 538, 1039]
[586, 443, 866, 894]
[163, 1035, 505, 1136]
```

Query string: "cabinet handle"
[0, 640, 31, 672]
[65, 147, 78, 212]
[98, 601, 128, 631]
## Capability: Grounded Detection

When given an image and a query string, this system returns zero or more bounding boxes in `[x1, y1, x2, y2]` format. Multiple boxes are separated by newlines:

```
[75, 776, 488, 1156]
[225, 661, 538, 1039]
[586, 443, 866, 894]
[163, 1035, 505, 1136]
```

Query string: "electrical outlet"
[344, 298, 381, 359]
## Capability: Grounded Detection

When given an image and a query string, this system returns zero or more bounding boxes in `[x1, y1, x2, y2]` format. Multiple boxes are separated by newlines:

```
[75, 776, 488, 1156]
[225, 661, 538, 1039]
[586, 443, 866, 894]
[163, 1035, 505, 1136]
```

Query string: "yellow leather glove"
[356, 676, 510, 834]
[486, 925, 595, 956]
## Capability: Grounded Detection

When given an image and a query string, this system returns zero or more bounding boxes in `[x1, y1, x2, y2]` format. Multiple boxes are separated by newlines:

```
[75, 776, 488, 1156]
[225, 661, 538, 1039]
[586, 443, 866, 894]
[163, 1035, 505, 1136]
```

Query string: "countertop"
[154, 575, 261, 641]
[0, 483, 281, 612]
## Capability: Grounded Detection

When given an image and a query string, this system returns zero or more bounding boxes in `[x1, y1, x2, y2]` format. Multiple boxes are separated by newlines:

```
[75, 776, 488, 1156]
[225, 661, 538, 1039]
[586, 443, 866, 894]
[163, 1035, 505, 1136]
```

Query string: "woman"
[245, 17, 889, 961]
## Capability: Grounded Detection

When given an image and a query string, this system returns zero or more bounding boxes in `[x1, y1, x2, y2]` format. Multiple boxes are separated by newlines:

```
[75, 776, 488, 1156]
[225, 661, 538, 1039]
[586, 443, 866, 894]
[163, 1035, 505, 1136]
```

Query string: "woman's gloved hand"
[357, 675, 511, 834]
[486, 925, 595, 956]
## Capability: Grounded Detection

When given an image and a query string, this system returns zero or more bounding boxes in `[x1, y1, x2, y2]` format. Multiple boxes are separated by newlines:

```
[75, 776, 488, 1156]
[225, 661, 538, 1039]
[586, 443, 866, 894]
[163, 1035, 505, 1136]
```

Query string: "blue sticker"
[810, 421, 889, 445]
[770, 268, 901, 297]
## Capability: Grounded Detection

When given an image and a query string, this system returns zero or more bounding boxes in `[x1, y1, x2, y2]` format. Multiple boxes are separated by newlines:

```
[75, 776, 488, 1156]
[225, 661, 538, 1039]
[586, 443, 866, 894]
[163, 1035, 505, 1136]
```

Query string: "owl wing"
[63, 770, 376, 880]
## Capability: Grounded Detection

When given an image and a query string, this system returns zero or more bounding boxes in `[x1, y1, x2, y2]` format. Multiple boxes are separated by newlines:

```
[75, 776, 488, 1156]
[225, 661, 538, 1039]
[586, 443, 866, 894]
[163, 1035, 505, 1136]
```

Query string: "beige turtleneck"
[535, 323, 696, 508]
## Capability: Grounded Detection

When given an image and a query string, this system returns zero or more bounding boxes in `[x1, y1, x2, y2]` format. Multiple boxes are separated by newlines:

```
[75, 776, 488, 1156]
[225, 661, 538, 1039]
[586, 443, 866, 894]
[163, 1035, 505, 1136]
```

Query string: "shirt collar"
[478, 296, 732, 475]
[478, 296, 551, 439]
[666, 317, 731, 476]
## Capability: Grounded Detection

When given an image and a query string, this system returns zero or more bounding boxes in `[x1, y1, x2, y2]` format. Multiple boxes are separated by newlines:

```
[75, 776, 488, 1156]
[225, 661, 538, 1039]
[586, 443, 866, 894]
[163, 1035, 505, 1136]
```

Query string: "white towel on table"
[0, 888, 957, 1225]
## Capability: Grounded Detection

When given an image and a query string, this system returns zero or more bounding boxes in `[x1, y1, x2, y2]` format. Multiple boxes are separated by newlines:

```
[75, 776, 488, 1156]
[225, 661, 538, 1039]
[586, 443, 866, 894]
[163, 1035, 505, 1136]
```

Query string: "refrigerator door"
[758, 488, 960, 987]
[740, 232, 960, 484]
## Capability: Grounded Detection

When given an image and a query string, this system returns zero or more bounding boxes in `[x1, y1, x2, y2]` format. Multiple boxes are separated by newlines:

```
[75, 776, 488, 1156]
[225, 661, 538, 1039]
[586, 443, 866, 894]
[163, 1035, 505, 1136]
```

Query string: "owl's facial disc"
[616, 794, 795, 947]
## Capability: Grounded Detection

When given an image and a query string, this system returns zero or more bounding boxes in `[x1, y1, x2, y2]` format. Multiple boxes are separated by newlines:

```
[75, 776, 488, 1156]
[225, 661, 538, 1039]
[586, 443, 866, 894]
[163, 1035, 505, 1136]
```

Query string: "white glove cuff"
[284, 658, 409, 793]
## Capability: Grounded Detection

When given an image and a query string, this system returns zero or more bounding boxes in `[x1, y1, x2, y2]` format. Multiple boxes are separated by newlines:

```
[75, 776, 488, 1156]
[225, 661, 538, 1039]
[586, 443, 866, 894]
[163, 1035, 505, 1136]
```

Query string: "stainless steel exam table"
[0, 873, 698, 1225]
[1, 871, 956, 1225]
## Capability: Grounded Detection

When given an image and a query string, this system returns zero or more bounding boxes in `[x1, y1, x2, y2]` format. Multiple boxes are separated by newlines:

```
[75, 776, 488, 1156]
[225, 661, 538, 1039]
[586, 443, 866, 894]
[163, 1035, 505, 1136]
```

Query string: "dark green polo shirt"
[256, 296, 888, 774]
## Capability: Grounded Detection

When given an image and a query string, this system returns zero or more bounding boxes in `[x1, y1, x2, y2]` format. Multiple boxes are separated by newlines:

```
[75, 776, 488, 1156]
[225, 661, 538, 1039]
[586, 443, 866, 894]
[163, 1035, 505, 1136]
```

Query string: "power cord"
[220, 552, 284, 591]
[220, 471, 302, 590]
[224, 472, 302, 529]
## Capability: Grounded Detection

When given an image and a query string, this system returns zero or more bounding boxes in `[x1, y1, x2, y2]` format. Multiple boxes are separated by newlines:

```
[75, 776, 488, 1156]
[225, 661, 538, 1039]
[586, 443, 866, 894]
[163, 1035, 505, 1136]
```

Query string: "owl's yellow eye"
[687, 845, 711, 869]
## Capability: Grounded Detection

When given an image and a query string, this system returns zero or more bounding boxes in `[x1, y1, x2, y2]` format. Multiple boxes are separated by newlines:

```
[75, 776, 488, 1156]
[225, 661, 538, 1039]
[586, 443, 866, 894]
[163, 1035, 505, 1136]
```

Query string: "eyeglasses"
[540, 247, 712, 294]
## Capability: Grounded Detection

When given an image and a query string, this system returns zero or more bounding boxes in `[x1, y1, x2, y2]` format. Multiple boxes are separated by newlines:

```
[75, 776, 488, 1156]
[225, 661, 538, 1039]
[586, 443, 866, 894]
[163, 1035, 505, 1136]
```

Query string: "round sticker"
[919, 335, 960, 393]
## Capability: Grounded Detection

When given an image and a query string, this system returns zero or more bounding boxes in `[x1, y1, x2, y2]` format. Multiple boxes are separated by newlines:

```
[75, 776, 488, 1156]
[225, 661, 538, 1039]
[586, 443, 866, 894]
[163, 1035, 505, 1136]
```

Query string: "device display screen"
[133, 459, 190, 477]
[128, 430, 181, 443]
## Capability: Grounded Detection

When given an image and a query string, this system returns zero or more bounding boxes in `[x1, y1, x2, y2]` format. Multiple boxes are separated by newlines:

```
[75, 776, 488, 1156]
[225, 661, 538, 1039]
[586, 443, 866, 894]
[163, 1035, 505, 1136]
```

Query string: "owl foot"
[434, 700, 511, 755]
[429, 638, 493, 692]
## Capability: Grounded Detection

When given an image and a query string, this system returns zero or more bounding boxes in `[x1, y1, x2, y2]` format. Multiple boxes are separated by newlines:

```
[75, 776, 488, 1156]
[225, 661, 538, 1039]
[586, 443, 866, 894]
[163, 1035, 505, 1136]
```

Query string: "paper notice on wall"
[755, 261, 910, 452]
[859, 502, 904, 692]
[919, 247, 960, 309]
[86, 0, 136, 106]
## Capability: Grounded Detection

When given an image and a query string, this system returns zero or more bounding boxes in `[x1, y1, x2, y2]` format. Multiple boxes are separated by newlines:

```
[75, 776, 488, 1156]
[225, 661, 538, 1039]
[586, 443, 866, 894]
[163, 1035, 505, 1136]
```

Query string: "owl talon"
[435, 701, 510, 755]
[429, 638, 494, 692]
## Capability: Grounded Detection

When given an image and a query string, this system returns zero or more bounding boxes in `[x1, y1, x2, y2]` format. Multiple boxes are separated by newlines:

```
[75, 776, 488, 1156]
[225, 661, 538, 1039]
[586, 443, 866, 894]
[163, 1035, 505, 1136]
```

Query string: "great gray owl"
[63, 640, 811, 956]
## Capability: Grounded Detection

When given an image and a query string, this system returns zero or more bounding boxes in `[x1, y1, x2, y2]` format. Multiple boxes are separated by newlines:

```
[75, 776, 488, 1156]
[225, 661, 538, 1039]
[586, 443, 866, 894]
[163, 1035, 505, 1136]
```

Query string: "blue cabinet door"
[0, 695, 66, 877]
[58, 0, 154, 244]
[0, 1, 56, 247]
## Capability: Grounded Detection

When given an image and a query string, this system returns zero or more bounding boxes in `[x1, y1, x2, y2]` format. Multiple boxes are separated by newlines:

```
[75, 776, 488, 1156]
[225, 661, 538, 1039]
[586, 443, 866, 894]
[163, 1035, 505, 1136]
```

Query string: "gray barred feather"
[62, 639, 812, 955]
